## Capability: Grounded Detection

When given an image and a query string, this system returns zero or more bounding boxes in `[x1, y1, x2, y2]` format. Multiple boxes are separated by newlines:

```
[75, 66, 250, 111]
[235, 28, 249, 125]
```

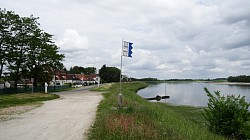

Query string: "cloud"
[1, 0, 250, 79]
[56, 29, 88, 53]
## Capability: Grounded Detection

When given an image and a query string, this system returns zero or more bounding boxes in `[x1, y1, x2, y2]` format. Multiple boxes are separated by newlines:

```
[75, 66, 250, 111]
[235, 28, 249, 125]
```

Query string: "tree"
[83, 67, 96, 74]
[24, 29, 64, 86]
[228, 75, 250, 83]
[0, 9, 64, 87]
[69, 66, 96, 75]
[69, 66, 84, 74]
[99, 64, 120, 83]
[4, 11, 30, 87]
[122, 75, 129, 82]
[99, 64, 107, 83]
[0, 9, 18, 79]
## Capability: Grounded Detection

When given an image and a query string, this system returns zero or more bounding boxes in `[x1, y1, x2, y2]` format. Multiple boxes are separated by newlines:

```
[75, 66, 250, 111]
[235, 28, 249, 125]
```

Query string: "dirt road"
[0, 87, 103, 140]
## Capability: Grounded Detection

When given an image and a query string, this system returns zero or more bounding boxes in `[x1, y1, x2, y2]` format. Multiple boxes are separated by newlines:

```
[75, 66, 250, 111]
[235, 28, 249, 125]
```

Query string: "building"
[0, 81, 11, 89]
[51, 71, 99, 86]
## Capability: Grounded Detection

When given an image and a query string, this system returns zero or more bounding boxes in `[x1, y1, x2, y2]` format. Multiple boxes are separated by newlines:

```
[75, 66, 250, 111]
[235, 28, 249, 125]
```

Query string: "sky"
[1, 0, 250, 79]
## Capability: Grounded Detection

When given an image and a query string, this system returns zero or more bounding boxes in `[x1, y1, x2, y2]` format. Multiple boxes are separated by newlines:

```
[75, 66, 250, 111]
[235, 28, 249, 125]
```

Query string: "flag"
[122, 41, 133, 57]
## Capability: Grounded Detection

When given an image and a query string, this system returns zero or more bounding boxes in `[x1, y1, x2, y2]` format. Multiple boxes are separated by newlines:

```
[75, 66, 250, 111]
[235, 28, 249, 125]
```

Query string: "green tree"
[0, 9, 18, 79]
[99, 64, 120, 83]
[69, 66, 84, 74]
[1, 9, 64, 87]
[69, 66, 96, 75]
[5, 12, 31, 87]
[228, 75, 250, 83]
[83, 67, 96, 74]
[26, 31, 64, 86]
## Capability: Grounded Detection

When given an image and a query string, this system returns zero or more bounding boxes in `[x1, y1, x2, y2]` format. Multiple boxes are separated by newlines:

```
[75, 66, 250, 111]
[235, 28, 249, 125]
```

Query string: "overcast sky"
[1, 0, 250, 79]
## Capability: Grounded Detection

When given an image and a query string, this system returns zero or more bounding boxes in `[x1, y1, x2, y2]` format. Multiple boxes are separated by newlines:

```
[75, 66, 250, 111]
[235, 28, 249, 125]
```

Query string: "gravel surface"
[0, 104, 42, 122]
[0, 87, 103, 140]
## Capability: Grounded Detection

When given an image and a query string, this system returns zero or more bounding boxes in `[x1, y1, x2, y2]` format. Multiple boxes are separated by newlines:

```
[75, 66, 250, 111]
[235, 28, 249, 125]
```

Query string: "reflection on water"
[137, 82, 250, 107]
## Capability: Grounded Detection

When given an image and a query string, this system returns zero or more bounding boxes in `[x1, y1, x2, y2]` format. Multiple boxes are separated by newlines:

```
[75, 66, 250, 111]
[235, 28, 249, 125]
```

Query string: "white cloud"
[182, 59, 191, 64]
[209, 68, 224, 72]
[1, 0, 250, 79]
[56, 29, 88, 53]
[185, 46, 193, 53]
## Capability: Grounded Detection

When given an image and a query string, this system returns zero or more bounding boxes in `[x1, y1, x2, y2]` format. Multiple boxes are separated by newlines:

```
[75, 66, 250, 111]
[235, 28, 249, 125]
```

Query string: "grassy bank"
[0, 93, 59, 109]
[88, 82, 225, 140]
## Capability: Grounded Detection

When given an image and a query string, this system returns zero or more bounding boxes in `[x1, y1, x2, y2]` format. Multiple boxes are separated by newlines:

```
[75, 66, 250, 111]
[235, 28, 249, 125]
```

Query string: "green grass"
[0, 93, 59, 109]
[162, 104, 206, 126]
[88, 82, 225, 140]
[51, 87, 74, 92]
[91, 83, 113, 92]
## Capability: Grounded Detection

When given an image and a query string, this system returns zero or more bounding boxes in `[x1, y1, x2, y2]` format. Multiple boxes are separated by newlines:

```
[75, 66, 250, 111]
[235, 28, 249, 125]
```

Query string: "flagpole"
[118, 39, 123, 109]
[120, 39, 123, 94]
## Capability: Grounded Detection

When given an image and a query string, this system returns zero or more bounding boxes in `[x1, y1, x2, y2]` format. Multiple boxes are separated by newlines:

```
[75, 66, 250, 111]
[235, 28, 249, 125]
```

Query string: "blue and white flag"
[122, 41, 133, 57]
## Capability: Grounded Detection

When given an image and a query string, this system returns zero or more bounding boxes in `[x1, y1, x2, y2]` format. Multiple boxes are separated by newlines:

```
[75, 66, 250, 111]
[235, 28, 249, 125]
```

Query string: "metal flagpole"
[120, 39, 123, 94]
[118, 39, 123, 109]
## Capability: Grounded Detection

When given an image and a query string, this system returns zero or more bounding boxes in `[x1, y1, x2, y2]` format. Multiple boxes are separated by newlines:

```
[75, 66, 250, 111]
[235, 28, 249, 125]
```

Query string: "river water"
[137, 82, 250, 107]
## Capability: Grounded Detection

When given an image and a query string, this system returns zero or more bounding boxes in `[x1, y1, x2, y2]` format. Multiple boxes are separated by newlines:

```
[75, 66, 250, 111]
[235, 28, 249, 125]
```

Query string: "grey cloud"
[1, 0, 249, 79]
[220, 0, 250, 25]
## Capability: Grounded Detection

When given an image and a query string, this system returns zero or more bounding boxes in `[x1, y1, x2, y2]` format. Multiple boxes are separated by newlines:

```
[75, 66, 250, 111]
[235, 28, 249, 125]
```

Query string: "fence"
[0, 85, 70, 94]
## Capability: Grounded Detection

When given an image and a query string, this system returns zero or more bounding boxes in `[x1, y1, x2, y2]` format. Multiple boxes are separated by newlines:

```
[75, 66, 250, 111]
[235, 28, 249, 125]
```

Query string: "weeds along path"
[0, 87, 103, 140]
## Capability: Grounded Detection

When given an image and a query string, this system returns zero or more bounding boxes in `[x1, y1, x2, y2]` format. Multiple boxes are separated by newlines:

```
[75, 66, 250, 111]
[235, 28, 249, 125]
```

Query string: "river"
[137, 82, 250, 107]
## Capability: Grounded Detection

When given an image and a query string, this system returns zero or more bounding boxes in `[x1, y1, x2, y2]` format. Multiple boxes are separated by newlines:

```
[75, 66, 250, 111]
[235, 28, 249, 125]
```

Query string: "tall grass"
[88, 82, 225, 140]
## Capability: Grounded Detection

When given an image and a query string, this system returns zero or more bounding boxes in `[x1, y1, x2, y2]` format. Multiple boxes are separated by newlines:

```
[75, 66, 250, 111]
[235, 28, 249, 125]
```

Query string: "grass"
[51, 87, 74, 92]
[88, 82, 225, 140]
[0, 93, 59, 109]
[91, 83, 113, 92]
[162, 104, 205, 125]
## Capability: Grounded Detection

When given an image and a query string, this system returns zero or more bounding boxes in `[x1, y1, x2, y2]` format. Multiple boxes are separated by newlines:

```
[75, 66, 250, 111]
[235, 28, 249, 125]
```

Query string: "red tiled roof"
[54, 72, 98, 81]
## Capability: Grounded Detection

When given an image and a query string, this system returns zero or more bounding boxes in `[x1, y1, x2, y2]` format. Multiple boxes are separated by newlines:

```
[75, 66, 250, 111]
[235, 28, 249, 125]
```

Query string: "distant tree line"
[0, 9, 64, 87]
[227, 75, 250, 83]
[67, 66, 96, 74]
[165, 79, 193, 81]
[130, 77, 159, 81]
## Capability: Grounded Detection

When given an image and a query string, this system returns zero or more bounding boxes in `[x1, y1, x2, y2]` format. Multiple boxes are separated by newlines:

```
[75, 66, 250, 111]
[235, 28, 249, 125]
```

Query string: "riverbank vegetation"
[204, 88, 250, 139]
[88, 82, 227, 140]
[228, 75, 250, 83]
[130, 77, 228, 82]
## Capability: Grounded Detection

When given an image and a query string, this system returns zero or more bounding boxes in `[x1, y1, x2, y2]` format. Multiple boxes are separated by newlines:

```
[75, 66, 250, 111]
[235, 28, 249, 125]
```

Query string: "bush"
[203, 87, 250, 139]
[64, 83, 72, 87]
[0, 79, 4, 84]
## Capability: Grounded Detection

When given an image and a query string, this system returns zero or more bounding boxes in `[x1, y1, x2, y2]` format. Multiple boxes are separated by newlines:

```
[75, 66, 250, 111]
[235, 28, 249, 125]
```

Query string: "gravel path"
[0, 87, 103, 140]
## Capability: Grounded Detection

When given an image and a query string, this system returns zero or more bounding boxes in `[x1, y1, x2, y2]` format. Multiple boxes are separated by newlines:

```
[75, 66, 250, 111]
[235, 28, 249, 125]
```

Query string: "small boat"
[146, 95, 170, 101]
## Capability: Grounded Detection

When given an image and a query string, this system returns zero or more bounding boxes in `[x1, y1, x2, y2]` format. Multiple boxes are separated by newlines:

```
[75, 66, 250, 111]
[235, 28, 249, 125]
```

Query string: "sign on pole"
[118, 40, 133, 109]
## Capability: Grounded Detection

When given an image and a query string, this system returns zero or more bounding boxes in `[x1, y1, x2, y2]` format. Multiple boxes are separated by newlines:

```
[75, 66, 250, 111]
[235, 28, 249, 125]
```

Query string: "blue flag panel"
[128, 42, 133, 57]
[122, 41, 133, 57]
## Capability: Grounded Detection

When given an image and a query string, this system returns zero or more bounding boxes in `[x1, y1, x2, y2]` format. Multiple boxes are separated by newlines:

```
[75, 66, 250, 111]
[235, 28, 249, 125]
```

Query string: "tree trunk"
[0, 43, 3, 79]
[34, 75, 38, 87]
[0, 63, 3, 79]
[14, 70, 19, 88]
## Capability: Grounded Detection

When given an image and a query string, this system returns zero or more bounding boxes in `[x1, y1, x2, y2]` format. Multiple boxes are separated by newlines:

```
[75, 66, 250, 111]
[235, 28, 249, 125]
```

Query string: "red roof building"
[51, 71, 99, 86]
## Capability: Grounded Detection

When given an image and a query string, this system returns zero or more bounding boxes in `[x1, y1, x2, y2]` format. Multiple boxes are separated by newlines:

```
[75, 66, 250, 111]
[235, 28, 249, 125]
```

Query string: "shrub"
[0, 79, 4, 84]
[203, 87, 250, 139]
[64, 83, 72, 87]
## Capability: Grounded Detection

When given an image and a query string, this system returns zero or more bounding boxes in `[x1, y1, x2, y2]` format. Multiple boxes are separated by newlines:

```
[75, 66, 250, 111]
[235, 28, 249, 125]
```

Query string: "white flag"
[122, 41, 133, 57]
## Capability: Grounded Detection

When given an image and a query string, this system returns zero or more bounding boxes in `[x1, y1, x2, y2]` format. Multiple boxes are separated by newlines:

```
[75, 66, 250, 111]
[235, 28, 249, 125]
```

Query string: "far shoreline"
[214, 82, 250, 86]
